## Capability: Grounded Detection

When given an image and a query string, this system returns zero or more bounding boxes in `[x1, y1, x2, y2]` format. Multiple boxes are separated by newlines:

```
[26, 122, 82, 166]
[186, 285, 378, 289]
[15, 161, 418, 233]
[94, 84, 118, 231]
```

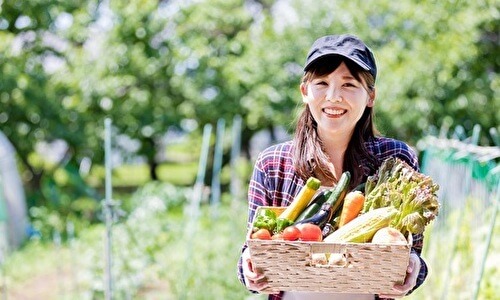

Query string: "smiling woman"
[300, 61, 375, 153]
[238, 34, 431, 300]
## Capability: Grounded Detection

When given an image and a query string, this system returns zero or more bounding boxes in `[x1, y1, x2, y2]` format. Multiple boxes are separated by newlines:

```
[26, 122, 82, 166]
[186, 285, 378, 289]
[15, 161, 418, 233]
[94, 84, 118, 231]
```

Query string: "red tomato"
[251, 228, 272, 240]
[296, 223, 323, 242]
[281, 226, 301, 241]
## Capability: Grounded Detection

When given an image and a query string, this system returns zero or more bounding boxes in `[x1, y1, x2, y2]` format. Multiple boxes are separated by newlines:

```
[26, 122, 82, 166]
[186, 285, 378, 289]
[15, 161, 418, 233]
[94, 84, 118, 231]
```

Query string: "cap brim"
[304, 53, 371, 72]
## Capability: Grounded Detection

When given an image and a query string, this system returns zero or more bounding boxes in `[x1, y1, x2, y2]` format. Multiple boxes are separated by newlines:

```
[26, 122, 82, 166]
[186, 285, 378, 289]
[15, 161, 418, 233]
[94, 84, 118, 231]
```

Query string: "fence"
[415, 128, 499, 300]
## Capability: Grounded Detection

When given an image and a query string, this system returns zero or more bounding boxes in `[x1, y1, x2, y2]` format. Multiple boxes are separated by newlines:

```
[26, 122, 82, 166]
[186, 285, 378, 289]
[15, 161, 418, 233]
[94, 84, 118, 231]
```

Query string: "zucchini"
[353, 182, 366, 193]
[294, 171, 351, 229]
[324, 171, 351, 223]
[295, 189, 332, 222]
[277, 177, 321, 223]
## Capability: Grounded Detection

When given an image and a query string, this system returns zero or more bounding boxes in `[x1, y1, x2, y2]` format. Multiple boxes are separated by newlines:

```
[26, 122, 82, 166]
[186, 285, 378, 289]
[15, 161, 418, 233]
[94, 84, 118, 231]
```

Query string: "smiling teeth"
[324, 108, 345, 115]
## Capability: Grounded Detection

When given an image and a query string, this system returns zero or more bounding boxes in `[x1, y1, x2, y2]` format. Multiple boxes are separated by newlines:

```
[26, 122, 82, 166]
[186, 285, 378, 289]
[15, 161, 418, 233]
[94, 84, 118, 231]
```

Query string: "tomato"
[281, 226, 301, 241]
[296, 223, 323, 242]
[251, 228, 272, 240]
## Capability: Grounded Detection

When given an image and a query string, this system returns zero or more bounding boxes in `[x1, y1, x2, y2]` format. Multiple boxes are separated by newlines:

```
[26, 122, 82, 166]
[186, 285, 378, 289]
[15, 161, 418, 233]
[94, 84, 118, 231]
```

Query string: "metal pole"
[189, 124, 212, 218]
[180, 124, 212, 300]
[490, 127, 499, 147]
[104, 118, 113, 300]
[230, 115, 242, 203]
[211, 118, 225, 207]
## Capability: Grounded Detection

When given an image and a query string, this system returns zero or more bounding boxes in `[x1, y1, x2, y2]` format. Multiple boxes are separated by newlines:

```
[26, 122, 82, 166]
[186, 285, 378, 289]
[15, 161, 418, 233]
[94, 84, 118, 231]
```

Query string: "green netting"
[421, 146, 499, 190]
[420, 140, 499, 300]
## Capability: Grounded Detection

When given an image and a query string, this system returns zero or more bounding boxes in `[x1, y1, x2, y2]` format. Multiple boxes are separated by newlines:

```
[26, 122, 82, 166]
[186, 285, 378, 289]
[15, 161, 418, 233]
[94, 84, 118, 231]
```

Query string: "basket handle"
[308, 243, 350, 268]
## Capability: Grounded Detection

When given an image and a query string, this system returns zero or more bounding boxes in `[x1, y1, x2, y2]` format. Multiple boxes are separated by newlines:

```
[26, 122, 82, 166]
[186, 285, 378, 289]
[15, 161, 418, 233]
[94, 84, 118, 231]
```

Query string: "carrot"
[338, 191, 365, 227]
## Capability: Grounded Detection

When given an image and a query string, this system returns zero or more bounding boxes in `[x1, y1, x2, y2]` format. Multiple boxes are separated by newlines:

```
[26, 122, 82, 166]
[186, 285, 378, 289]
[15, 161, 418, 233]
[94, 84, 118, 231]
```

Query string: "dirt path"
[5, 269, 171, 300]
[6, 269, 74, 300]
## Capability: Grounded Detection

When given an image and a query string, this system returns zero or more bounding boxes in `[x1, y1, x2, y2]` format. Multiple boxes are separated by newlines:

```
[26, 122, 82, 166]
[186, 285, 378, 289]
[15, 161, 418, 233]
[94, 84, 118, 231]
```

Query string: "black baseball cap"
[304, 34, 377, 80]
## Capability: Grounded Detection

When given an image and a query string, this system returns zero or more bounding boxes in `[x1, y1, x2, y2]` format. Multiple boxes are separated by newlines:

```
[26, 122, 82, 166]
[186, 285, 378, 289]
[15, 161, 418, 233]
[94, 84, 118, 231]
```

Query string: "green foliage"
[161, 203, 249, 299]
[57, 182, 250, 299]
[278, 0, 499, 145]
[1, 0, 497, 216]
[4, 183, 498, 299]
[72, 182, 188, 298]
[3, 240, 70, 284]
[407, 197, 499, 300]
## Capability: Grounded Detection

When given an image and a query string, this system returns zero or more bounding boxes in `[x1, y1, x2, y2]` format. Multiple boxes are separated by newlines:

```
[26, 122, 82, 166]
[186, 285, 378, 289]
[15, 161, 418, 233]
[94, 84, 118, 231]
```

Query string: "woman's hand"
[378, 253, 421, 299]
[242, 247, 269, 291]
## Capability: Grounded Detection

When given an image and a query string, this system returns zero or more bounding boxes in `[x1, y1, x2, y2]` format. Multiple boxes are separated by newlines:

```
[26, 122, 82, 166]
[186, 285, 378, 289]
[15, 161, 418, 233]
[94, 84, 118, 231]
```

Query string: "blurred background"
[0, 0, 498, 299]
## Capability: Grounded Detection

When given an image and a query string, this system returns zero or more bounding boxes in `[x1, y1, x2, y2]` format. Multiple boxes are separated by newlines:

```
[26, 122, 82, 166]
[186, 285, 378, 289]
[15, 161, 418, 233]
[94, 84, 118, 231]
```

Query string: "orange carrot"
[338, 191, 365, 227]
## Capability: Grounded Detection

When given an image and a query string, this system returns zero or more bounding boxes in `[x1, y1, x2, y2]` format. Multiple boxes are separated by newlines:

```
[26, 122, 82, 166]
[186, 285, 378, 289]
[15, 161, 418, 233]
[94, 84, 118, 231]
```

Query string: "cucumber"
[295, 189, 332, 222]
[353, 182, 366, 193]
[294, 171, 351, 229]
[324, 171, 351, 223]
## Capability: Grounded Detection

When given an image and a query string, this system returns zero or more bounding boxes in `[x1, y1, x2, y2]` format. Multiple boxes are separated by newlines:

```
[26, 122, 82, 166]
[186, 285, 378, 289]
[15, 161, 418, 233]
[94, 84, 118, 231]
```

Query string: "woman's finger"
[245, 269, 268, 291]
[380, 254, 421, 298]
[242, 253, 268, 291]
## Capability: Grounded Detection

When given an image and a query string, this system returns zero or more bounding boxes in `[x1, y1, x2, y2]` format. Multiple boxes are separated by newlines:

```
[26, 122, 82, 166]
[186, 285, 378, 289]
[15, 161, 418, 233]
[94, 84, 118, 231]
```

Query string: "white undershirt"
[282, 292, 375, 300]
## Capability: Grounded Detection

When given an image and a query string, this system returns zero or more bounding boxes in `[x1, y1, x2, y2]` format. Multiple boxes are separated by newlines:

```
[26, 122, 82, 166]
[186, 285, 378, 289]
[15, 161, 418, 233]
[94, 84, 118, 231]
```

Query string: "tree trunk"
[149, 160, 159, 181]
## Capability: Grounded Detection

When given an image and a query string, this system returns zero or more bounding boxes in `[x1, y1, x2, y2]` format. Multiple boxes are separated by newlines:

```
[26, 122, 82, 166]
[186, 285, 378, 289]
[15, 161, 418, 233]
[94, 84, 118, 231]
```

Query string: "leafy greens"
[362, 157, 440, 236]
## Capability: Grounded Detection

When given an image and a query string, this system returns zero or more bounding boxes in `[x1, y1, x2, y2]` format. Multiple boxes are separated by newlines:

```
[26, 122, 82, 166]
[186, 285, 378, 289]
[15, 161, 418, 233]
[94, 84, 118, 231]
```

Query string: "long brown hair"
[293, 56, 379, 188]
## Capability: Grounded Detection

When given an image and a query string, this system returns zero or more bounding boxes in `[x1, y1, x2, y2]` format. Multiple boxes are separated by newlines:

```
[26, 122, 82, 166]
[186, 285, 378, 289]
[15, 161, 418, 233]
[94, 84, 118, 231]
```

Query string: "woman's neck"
[321, 132, 352, 181]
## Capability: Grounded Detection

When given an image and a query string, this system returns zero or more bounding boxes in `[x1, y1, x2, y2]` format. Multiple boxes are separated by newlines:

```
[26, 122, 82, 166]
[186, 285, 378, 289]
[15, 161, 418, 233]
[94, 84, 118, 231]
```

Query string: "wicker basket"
[247, 206, 412, 294]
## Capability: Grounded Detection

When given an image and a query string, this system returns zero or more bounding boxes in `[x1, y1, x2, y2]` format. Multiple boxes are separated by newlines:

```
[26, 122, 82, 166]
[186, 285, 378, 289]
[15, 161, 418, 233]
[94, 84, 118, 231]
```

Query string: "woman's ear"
[367, 88, 376, 107]
[300, 82, 308, 103]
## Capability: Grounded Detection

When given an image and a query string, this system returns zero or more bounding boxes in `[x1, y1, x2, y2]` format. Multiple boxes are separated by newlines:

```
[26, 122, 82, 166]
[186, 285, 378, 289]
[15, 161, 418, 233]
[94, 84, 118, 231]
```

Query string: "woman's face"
[300, 62, 375, 140]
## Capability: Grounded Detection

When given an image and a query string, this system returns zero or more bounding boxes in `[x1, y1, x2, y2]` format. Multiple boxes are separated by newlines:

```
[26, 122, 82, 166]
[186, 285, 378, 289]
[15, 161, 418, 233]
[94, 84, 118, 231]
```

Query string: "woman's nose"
[325, 86, 341, 102]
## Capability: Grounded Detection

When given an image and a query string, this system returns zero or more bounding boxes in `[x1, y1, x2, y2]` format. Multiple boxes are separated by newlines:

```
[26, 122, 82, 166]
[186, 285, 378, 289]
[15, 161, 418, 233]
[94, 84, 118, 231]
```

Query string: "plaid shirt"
[237, 137, 428, 300]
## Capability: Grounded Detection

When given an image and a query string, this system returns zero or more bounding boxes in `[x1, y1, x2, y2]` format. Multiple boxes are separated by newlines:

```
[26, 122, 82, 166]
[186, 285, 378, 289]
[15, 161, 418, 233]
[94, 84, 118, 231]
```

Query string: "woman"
[237, 34, 428, 300]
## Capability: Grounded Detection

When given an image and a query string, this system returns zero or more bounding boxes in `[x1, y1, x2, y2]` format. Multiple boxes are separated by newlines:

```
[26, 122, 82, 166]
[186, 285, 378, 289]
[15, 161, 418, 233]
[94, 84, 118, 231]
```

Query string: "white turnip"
[371, 227, 407, 244]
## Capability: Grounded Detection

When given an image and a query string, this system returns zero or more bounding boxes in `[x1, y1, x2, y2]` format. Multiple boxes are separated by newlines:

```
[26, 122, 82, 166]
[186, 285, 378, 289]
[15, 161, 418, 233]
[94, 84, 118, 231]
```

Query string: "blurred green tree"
[0, 0, 100, 207]
[0, 0, 497, 211]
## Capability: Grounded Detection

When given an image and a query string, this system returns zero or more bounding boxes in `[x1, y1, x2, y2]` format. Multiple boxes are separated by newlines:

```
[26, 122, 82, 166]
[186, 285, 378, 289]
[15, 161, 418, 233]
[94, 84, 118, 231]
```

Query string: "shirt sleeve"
[395, 144, 429, 293]
[377, 137, 420, 172]
[373, 138, 429, 294]
[237, 151, 271, 289]
[407, 233, 428, 294]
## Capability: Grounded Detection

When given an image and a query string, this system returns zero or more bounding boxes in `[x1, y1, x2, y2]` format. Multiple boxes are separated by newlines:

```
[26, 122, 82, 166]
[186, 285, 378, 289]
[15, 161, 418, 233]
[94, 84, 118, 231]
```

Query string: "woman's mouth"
[323, 107, 346, 117]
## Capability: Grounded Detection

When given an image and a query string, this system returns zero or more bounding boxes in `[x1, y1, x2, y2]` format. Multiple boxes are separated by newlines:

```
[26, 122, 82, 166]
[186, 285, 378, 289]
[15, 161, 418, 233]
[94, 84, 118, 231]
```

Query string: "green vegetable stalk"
[362, 157, 440, 236]
[253, 208, 296, 234]
[275, 218, 294, 233]
[253, 208, 278, 232]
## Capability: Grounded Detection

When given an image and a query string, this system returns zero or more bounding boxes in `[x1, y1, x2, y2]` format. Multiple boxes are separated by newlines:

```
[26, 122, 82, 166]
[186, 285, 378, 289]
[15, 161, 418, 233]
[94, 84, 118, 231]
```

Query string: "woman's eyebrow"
[341, 74, 357, 80]
[313, 72, 357, 81]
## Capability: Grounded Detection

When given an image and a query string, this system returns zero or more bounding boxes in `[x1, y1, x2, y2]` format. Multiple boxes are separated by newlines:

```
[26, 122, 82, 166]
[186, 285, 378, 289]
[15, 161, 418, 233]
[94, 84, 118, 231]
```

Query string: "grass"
[2, 183, 255, 299]
[2, 241, 65, 283]
[406, 199, 499, 300]
[156, 161, 198, 186]
[3, 182, 498, 300]
[88, 160, 199, 188]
